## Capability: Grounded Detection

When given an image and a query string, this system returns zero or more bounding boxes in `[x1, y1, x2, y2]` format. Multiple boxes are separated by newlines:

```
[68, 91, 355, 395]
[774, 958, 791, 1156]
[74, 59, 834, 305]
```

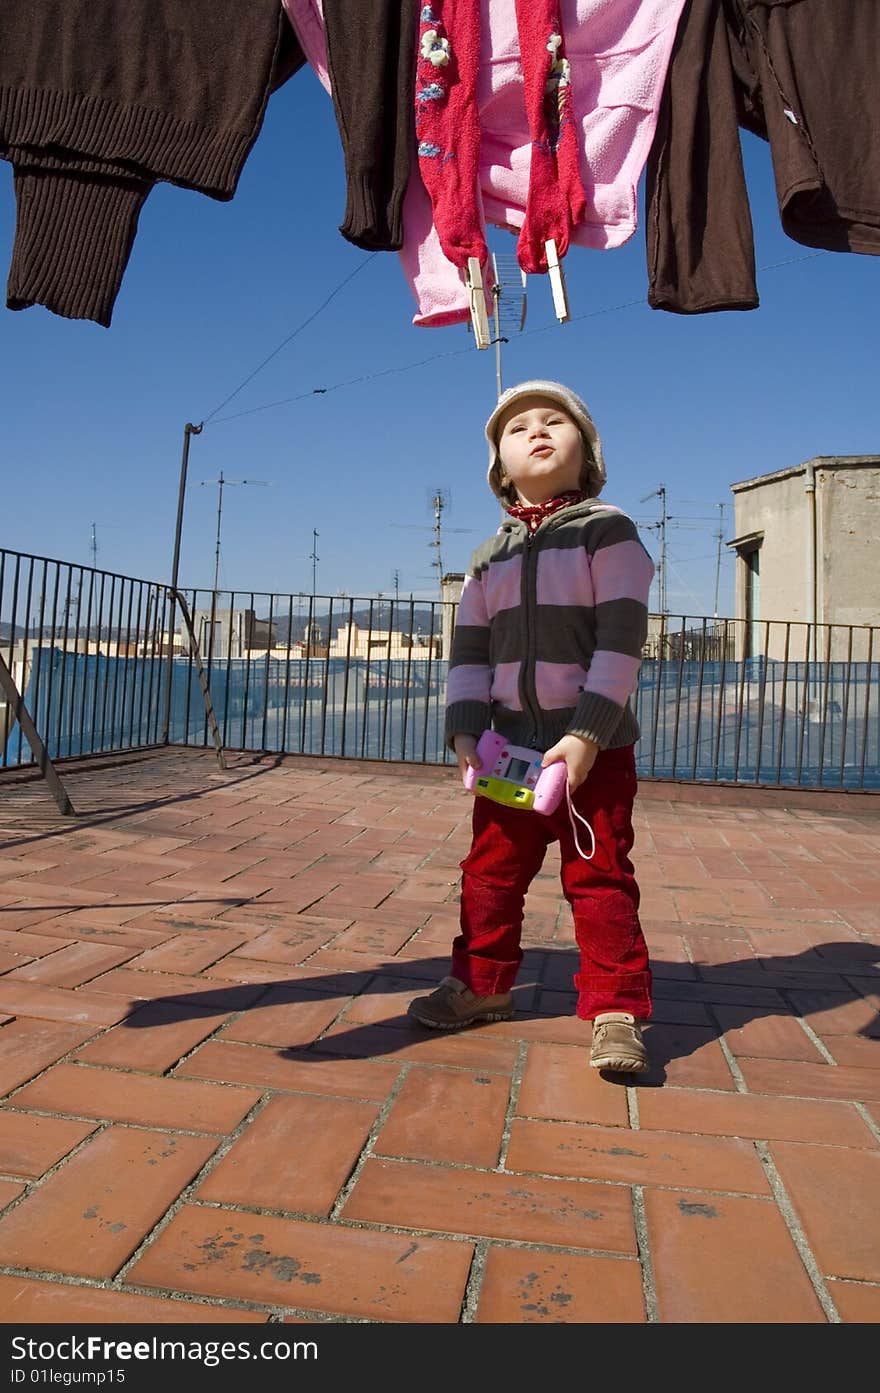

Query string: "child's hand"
[541, 734, 599, 792]
[453, 733, 482, 779]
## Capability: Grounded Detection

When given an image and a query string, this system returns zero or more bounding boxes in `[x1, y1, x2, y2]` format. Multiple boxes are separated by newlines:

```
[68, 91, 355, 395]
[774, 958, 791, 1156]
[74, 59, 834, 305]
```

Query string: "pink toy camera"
[463, 730, 567, 814]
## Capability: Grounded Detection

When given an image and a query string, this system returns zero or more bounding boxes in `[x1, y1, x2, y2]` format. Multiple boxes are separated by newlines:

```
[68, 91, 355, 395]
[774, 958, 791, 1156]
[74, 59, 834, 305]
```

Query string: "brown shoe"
[407, 976, 514, 1030]
[590, 1013, 649, 1072]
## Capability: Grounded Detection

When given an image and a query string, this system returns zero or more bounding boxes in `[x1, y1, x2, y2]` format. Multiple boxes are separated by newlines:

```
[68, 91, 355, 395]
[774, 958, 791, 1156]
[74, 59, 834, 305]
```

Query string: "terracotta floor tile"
[0, 928, 73, 958]
[74, 1001, 232, 1072]
[5, 941, 138, 988]
[179, 1039, 400, 1101]
[343, 1157, 636, 1253]
[229, 924, 347, 966]
[86, 966, 269, 1010]
[374, 1070, 509, 1167]
[0, 1179, 24, 1206]
[218, 990, 345, 1048]
[0, 1126, 217, 1279]
[196, 1093, 379, 1215]
[516, 1043, 629, 1127]
[13, 1063, 260, 1134]
[129, 929, 250, 974]
[637, 1088, 878, 1149]
[3, 747, 878, 1321]
[829, 1280, 880, 1323]
[489, 1011, 592, 1049]
[654, 977, 786, 1009]
[128, 1205, 471, 1322]
[639, 1023, 737, 1091]
[768, 1140, 880, 1282]
[823, 1036, 880, 1069]
[648, 998, 714, 1026]
[329, 921, 420, 955]
[644, 1189, 826, 1322]
[507, 1119, 770, 1194]
[27, 918, 175, 950]
[199, 955, 348, 989]
[0, 980, 130, 1028]
[0, 1112, 96, 1177]
[738, 1058, 880, 1104]
[341, 975, 438, 1027]
[475, 1246, 645, 1323]
[0, 1274, 267, 1322]
[785, 990, 880, 1038]
[314, 1021, 519, 1074]
[0, 1018, 99, 1096]
[712, 1008, 825, 1063]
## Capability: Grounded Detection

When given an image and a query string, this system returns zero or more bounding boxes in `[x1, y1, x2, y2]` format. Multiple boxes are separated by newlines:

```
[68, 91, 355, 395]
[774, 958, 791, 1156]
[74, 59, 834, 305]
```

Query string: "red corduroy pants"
[451, 743, 652, 1020]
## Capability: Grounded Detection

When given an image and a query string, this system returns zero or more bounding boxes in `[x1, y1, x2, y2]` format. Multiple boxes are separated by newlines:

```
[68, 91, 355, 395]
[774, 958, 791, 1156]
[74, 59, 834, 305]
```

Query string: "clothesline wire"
[208, 249, 827, 427]
[201, 251, 379, 424]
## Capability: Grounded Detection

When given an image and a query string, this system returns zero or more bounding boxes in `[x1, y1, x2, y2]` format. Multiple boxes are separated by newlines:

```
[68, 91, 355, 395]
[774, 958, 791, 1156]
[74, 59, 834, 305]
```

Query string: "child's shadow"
[572, 938, 880, 1088]
[120, 940, 880, 1088]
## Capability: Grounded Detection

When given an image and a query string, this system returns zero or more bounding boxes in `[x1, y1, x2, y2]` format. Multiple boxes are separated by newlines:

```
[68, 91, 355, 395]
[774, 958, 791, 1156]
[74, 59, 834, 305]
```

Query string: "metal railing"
[2, 549, 878, 791]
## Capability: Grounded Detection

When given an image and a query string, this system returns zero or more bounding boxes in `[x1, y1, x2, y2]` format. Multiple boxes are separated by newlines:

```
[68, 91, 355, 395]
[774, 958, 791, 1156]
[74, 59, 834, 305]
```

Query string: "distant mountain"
[268, 606, 444, 644]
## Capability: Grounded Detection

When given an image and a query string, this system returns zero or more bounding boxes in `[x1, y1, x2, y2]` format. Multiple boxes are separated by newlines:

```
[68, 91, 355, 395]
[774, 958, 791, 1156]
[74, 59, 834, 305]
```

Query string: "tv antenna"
[639, 485, 668, 615]
[490, 251, 528, 399]
[198, 470, 270, 593]
[390, 488, 476, 598]
[309, 529, 319, 597]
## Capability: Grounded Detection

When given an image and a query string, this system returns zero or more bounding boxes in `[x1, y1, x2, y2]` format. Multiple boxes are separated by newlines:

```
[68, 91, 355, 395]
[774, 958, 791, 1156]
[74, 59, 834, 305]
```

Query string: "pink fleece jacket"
[286, 0, 686, 326]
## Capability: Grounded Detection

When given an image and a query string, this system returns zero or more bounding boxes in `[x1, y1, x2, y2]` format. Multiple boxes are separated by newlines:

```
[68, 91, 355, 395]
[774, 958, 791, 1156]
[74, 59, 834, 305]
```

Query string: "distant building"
[727, 456, 880, 659]
[327, 621, 442, 661]
[440, 573, 465, 660]
[191, 608, 276, 660]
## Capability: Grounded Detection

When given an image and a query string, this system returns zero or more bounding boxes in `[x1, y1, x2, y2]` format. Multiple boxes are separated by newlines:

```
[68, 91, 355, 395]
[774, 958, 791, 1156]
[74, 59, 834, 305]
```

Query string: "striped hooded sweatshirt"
[445, 499, 655, 753]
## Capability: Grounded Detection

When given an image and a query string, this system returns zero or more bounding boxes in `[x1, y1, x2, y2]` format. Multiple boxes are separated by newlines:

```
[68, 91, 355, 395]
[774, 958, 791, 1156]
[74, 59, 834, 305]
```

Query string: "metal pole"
[660, 485, 668, 615]
[213, 470, 225, 595]
[0, 652, 75, 815]
[311, 529, 319, 597]
[161, 421, 202, 743]
[492, 276, 503, 400]
[713, 501, 725, 620]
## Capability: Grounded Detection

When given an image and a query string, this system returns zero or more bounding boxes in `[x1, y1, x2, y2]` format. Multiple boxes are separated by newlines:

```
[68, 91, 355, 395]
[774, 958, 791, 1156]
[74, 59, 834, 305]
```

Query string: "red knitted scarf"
[505, 488, 587, 533]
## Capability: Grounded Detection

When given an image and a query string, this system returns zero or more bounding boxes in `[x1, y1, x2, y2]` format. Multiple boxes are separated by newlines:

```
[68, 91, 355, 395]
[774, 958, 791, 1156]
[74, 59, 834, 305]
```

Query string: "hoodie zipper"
[518, 525, 541, 748]
[512, 502, 616, 748]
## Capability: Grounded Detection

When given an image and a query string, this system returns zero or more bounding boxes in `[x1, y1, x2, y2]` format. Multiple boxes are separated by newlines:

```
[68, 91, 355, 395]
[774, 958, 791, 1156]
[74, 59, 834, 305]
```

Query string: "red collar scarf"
[505, 489, 588, 533]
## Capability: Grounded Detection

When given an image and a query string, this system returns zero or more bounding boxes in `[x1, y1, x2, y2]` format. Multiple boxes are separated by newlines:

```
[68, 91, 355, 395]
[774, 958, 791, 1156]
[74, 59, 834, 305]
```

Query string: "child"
[408, 380, 656, 1072]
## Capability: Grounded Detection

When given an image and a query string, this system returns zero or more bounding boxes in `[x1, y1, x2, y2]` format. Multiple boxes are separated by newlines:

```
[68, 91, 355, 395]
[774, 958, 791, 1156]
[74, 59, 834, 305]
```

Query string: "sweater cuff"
[566, 691, 626, 749]
[8, 167, 151, 326]
[339, 171, 405, 251]
[445, 700, 491, 752]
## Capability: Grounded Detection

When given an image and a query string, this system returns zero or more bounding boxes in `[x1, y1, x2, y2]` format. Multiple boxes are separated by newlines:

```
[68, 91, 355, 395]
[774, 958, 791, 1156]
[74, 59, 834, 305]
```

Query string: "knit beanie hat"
[485, 380, 606, 501]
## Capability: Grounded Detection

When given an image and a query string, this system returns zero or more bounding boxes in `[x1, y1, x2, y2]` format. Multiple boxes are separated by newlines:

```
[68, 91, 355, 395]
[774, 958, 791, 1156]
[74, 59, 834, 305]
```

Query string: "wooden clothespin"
[466, 256, 491, 350]
[545, 238, 570, 323]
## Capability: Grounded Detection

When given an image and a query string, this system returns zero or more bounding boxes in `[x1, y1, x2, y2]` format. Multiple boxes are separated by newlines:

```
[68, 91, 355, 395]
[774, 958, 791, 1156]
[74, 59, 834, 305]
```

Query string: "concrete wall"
[729, 458, 880, 661]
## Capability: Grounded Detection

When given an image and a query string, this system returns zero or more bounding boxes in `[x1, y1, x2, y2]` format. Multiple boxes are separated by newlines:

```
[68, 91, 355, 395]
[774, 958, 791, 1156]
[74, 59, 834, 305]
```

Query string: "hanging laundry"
[414, 2, 487, 272]
[646, 0, 880, 314]
[283, 1, 418, 252]
[512, 2, 586, 276]
[0, 1, 304, 326]
[322, 0, 419, 249]
[290, 0, 688, 327]
[406, 0, 689, 325]
[413, 1, 587, 297]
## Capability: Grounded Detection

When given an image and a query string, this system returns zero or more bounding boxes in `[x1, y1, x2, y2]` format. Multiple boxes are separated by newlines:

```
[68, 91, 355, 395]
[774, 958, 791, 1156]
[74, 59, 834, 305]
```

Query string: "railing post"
[161, 421, 203, 745]
[173, 590, 226, 769]
[0, 653, 75, 815]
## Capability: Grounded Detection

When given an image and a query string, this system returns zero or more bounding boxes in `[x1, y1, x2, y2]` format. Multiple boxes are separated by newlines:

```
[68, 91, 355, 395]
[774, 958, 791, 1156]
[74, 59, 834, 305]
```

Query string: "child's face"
[496, 395, 584, 505]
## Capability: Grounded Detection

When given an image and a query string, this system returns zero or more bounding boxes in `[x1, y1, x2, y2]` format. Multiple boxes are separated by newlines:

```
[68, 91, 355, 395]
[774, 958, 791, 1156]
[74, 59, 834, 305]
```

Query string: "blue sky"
[1, 64, 877, 619]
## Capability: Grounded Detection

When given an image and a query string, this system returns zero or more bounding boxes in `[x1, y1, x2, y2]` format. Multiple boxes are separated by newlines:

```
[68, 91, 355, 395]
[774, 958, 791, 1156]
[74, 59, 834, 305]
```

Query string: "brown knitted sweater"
[0, 1, 304, 325]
